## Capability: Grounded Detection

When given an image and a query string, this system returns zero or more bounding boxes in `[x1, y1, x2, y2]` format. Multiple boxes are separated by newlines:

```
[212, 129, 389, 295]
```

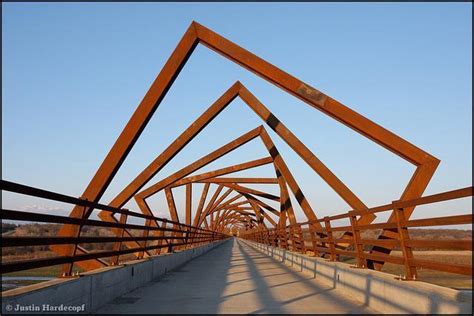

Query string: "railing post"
[297, 224, 306, 254]
[112, 211, 129, 265]
[282, 227, 290, 249]
[394, 203, 417, 280]
[308, 223, 319, 257]
[61, 202, 87, 277]
[156, 220, 167, 255]
[289, 225, 296, 251]
[137, 218, 151, 259]
[272, 229, 278, 247]
[324, 217, 337, 261]
[184, 230, 190, 249]
[349, 211, 366, 268]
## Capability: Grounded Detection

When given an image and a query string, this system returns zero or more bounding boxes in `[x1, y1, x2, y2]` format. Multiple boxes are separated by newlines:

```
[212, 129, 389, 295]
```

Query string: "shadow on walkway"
[96, 238, 375, 314]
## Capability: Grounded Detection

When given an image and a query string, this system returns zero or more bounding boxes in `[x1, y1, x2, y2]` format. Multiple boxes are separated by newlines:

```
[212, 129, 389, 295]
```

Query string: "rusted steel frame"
[129, 198, 216, 237]
[198, 185, 224, 226]
[252, 202, 267, 231]
[90, 69, 346, 260]
[136, 218, 152, 258]
[236, 86, 370, 217]
[192, 21, 437, 164]
[275, 168, 295, 226]
[155, 221, 168, 255]
[220, 182, 280, 202]
[369, 162, 439, 269]
[134, 199, 170, 256]
[227, 206, 254, 211]
[203, 217, 210, 230]
[222, 214, 253, 231]
[226, 209, 256, 217]
[240, 193, 279, 217]
[164, 187, 183, 249]
[78, 73, 340, 258]
[214, 209, 231, 231]
[241, 193, 279, 227]
[78, 84, 273, 260]
[55, 83, 248, 262]
[274, 167, 293, 249]
[369, 179, 468, 270]
[324, 217, 337, 261]
[198, 177, 278, 184]
[209, 193, 245, 214]
[212, 200, 249, 212]
[193, 183, 211, 227]
[179, 174, 275, 226]
[187, 183, 210, 244]
[394, 186, 473, 209]
[74, 83, 243, 260]
[207, 187, 233, 214]
[210, 211, 215, 229]
[111, 212, 129, 265]
[216, 210, 255, 230]
[406, 215, 472, 227]
[307, 224, 319, 256]
[132, 128, 261, 253]
[53, 25, 200, 259]
[249, 199, 277, 227]
[394, 205, 417, 280]
[220, 212, 253, 228]
[221, 219, 243, 231]
[184, 184, 192, 248]
[104, 81, 240, 212]
[185, 183, 192, 226]
[135, 127, 262, 200]
[211, 210, 221, 230]
[245, 198, 269, 228]
[349, 212, 365, 268]
[170, 157, 273, 187]
[205, 190, 277, 229]
[55, 21, 438, 268]
[259, 129, 323, 230]
[220, 216, 239, 230]
[199, 24, 440, 222]
[224, 217, 252, 229]
[61, 203, 88, 276]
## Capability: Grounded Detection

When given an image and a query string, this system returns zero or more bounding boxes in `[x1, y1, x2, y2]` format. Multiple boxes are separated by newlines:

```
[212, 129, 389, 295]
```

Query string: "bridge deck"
[97, 238, 376, 314]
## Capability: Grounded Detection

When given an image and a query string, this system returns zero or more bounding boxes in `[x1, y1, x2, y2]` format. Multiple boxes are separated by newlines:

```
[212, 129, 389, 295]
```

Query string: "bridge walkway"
[97, 238, 376, 314]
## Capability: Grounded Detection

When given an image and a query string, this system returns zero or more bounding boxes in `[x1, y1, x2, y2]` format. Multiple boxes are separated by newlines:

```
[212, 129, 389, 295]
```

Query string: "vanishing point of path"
[97, 238, 376, 314]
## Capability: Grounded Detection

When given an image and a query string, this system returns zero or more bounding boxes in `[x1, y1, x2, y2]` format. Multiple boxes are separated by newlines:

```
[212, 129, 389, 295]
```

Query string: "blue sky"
[2, 3, 472, 224]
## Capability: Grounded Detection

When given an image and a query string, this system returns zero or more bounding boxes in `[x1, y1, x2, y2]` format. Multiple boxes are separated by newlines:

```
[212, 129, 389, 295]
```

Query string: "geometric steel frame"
[132, 125, 310, 229]
[53, 21, 439, 273]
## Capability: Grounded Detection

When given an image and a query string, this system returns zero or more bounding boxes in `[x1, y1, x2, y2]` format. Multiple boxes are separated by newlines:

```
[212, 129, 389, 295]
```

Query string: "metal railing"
[240, 186, 473, 280]
[1, 180, 229, 275]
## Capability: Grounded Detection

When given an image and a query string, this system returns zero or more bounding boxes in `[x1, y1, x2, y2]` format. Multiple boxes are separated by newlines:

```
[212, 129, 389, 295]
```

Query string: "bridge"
[1, 22, 472, 314]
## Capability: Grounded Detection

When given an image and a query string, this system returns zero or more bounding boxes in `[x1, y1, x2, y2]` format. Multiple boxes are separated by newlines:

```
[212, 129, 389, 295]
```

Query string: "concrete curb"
[241, 239, 472, 314]
[2, 239, 230, 314]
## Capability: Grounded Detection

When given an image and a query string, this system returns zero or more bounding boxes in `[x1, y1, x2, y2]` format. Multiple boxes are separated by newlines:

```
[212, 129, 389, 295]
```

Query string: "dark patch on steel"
[296, 83, 327, 107]
[266, 113, 280, 130]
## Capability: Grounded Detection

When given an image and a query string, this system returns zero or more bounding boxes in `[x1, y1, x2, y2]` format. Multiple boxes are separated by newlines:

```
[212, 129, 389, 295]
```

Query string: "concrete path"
[97, 238, 376, 314]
